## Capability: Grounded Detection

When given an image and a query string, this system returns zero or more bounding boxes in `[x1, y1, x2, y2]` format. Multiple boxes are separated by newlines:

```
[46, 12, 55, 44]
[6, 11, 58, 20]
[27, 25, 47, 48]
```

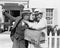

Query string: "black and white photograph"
[0, 0, 60, 48]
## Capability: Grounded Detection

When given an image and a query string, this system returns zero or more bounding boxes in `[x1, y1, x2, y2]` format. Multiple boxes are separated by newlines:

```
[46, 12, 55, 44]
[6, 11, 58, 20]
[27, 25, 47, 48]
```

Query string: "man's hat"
[34, 9, 39, 12]
[33, 12, 39, 15]
[34, 8, 43, 15]
[33, 12, 43, 17]
[19, 4, 24, 9]
[21, 11, 32, 17]
[21, 11, 32, 14]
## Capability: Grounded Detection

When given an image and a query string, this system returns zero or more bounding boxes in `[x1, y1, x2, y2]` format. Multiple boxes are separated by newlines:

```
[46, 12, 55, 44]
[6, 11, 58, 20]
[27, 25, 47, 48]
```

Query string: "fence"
[28, 31, 60, 48]
[47, 32, 60, 48]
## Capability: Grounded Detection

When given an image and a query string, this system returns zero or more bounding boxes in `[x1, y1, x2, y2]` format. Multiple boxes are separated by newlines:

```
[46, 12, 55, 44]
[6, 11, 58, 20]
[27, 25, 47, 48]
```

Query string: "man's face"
[37, 14, 43, 20]
[24, 14, 30, 20]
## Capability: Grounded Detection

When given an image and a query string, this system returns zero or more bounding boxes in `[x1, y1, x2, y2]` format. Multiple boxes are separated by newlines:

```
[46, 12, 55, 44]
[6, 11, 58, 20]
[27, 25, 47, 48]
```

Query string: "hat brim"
[21, 11, 32, 14]
[34, 12, 43, 15]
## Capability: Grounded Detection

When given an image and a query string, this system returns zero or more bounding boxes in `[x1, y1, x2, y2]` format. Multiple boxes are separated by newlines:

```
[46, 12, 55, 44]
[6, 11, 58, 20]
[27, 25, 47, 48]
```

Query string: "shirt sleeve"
[3, 12, 16, 21]
[31, 18, 47, 29]
[24, 20, 34, 27]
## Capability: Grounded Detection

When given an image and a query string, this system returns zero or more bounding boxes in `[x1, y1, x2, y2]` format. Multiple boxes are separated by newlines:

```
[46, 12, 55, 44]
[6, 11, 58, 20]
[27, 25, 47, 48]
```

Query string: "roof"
[2, 3, 24, 10]
[0, 0, 29, 2]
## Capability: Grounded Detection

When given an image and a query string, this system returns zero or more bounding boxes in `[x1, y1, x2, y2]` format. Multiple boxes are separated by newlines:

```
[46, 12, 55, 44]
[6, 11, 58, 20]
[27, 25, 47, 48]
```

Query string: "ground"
[0, 31, 13, 48]
[0, 31, 48, 48]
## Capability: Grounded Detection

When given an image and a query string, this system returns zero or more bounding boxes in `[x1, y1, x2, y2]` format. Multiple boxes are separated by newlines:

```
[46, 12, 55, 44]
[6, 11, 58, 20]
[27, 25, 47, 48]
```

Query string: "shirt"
[25, 18, 46, 28]
[24, 18, 47, 33]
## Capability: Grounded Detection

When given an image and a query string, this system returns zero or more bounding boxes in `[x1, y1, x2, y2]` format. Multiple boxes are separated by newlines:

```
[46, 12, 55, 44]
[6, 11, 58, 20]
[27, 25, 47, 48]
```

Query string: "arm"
[23, 18, 47, 31]
[35, 26, 47, 31]
[3, 12, 16, 21]
[23, 20, 34, 27]
[36, 18, 47, 31]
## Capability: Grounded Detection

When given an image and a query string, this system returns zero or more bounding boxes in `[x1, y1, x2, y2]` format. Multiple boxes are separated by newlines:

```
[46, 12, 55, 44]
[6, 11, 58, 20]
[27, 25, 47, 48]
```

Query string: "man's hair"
[22, 13, 29, 19]
[20, 4, 24, 9]
[22, 13, 27, 18]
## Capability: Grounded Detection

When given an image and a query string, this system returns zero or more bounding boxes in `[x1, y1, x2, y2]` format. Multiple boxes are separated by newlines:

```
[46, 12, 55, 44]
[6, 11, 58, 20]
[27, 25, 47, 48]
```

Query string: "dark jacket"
[11, 16, 28, 41]
[3, 12, 28, 41]
[14, 22, 28, 41]
[3, 12, 27, 41]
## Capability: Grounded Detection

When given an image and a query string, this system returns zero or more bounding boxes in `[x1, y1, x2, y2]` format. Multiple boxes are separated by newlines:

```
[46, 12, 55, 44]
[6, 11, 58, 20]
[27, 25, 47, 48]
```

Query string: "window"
[46, 8, 53, 16]
[10, 10, 20, 17]
[46, 8, 53, 24]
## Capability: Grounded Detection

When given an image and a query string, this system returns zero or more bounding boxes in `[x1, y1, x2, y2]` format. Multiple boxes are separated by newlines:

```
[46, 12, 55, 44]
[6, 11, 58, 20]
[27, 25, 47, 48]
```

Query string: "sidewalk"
[3, 31, 11, 34]
[0, 31, 13, 48]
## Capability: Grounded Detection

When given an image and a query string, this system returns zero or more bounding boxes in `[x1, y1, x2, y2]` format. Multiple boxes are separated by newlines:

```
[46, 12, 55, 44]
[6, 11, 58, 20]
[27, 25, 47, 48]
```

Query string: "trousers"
[12, 38, 27, 48]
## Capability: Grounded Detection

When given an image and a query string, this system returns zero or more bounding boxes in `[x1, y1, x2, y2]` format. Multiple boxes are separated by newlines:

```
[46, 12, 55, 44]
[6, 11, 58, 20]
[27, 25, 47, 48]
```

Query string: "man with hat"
[23, 9, 47, 48]
[3, 10, 31, 48]
[12, 10, 31, 48]
[21, 10, 32, 48]
[31, 8, 41, 22]
[2, 5, 32, 48]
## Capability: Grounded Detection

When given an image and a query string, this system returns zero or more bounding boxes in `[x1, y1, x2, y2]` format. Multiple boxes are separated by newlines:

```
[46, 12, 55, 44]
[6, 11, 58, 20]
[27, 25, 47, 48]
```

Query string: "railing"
[28, 30, 60, 48]
[47, 32, 60, 48]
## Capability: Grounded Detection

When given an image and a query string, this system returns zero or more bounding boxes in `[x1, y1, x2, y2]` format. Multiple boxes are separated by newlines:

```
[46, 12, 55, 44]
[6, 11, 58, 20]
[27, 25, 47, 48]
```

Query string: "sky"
[29, 0, 60, 28]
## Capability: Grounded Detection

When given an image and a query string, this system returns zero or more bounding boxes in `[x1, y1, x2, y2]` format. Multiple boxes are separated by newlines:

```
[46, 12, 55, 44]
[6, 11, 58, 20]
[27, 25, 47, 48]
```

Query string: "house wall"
[29, 0, 60, 28]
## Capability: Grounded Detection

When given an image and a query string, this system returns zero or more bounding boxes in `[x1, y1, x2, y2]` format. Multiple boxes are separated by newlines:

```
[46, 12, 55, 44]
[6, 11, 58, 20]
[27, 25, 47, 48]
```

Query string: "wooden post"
[54, 32, 57, 48]
[27, 1, 29, 8]
[0, 5, 4, 29]
[49, 32, 52, 48]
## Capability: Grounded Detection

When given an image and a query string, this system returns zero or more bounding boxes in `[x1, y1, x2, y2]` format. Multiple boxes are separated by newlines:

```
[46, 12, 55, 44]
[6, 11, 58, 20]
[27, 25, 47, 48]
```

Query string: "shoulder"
[16, 16, 22, 20]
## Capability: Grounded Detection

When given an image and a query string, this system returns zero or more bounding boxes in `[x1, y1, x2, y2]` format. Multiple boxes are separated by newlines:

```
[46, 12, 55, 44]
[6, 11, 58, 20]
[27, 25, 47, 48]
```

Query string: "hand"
[31, 39, 39, 45]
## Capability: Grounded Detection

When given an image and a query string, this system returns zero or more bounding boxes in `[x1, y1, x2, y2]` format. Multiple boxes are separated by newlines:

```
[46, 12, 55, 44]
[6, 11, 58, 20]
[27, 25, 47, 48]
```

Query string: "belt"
[28, 28, 36, 30]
